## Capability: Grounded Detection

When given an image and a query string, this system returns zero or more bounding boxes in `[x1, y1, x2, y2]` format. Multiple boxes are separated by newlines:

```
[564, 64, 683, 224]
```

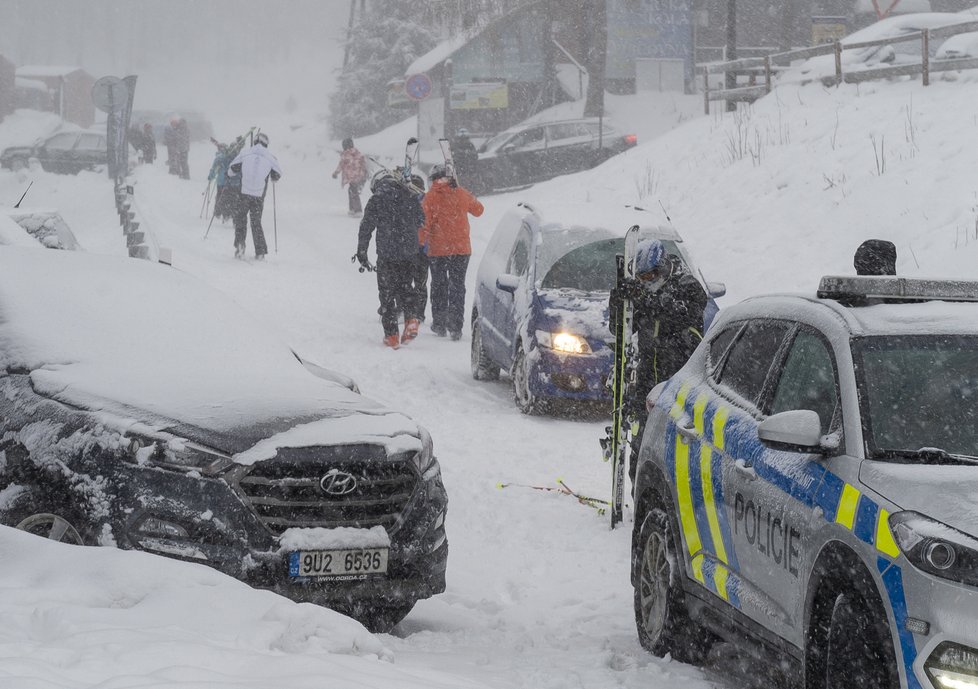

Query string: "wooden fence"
[697, 19, 978, 114]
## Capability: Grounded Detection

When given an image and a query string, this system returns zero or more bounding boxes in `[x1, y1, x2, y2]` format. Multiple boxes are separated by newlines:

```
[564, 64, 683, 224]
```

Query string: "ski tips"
[495, 482, 504, 489]
[406, 137, 418, 145]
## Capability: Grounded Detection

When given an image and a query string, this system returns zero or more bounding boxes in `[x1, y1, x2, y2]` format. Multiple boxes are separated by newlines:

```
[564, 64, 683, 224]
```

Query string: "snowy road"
[114, 134, 721, 689]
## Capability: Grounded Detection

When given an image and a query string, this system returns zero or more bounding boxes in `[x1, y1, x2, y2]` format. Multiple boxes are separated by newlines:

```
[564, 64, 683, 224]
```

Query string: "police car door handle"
[675, 417, 698, 441]
[734, 460, 758, 481]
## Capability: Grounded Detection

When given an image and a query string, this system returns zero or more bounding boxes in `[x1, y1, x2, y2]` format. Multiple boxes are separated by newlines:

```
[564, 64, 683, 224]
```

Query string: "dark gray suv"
[1, 130, 107, 174]
[0, 247, 448, 632]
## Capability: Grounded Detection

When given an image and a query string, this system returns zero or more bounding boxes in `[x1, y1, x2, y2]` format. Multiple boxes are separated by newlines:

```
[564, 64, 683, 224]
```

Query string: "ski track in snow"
[66, 139, 719, 689]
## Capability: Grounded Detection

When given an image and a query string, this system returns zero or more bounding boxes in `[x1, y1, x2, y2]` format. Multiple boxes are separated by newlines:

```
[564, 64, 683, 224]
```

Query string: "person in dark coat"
[141, 123, 157, 164]
[163, 115, 190, 179]
[356, 172, 426, 349]
[207, 142, 236, 221]
[609, 239, 707, 482]
[451, 128, 478, 190]
[854, 239, 897, 275]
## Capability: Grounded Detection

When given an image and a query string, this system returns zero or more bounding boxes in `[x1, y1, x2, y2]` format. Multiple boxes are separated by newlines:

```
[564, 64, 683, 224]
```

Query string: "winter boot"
[401, 319, 420, 344]
[383, 334, 401, 349]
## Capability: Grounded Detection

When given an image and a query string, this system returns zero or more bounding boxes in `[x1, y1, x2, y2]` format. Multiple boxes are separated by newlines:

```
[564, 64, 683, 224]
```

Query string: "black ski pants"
[415, 249, 429, 321]
[429, 254, 469, 335]
[377, 257, 421, 337]
[233, 193, 268, 257]
[348, 181, 363, 214]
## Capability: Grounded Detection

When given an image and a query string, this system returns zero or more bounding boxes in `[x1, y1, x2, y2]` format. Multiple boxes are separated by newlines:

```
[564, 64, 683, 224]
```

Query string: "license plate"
[288, 548, 389, 579]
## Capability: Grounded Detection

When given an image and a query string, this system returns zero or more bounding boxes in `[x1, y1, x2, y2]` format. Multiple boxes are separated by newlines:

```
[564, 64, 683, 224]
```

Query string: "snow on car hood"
[0, 248, 421, 456]
[859, 460, 978, 536]
[536, 288, 612, 346]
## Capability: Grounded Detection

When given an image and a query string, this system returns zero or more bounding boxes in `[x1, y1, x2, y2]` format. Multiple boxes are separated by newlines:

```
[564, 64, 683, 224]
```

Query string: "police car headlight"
[536, 330, 592, 354]
[926, 642, 978, 689]
[889, 511, 978, 587]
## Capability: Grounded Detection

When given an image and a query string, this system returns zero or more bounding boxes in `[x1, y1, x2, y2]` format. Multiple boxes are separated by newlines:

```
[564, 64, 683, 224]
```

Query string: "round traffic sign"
[405, 73, 432, 101]
[91, 76, 129, 113]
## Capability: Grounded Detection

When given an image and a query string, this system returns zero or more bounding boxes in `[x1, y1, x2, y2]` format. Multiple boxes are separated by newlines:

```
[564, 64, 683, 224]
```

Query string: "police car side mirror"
[706, 281, 726, 298]
[757, 410, 825, 454]
[496, 274, 519, 294]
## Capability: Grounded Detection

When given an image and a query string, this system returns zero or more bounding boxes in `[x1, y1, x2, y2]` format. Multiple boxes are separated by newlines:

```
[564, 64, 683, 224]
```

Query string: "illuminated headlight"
[125, 435, 232, 475]
[926, 642, 978, 689]
[890, 511, 978, 586]
[536, 330, 592, 354]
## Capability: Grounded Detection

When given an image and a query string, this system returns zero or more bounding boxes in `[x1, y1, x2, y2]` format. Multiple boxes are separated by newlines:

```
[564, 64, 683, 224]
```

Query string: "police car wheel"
[634, 508, 703, 662]
[823, 591, 897, 689]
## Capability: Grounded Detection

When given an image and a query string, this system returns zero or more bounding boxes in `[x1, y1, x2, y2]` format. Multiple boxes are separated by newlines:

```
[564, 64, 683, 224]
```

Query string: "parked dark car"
[470, 202, 724, 414]
[474, 118, 637, 193]
[1, 129, 107, 174]
[0, 247, 448, 633]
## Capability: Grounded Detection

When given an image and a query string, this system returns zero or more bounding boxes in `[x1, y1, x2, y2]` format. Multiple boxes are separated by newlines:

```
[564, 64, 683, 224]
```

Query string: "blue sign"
[405, 73, 433, 101]
[607, 0, 693, 86]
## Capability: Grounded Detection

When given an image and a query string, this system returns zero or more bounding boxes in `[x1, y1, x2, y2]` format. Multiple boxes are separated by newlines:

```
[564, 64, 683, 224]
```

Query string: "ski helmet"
[634, 239, 665, 277]
[255, 132, 269, 147]
[342, 137, 354, 150]
[429, 164, 447, 181]
[370, 169, 394, 193]
[457, 128, 470, 138]
[853, 239, 897, 276]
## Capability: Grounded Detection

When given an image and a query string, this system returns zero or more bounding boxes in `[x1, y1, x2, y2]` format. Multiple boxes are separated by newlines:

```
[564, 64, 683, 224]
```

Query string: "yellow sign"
[450, 82, 508, 110]
[811, 16, 848, 46]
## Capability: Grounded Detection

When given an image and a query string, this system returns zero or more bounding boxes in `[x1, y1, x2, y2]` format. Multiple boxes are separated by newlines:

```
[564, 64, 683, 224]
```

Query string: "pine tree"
[329, 2, 438, 138]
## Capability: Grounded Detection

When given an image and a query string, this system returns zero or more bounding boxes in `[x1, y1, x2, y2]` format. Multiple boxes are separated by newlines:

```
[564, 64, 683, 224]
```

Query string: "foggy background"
[0, 0, 349, 123]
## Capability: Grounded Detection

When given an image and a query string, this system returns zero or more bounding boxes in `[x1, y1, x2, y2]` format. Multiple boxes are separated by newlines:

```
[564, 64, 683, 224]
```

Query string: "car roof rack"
[817, 275, 978, 304]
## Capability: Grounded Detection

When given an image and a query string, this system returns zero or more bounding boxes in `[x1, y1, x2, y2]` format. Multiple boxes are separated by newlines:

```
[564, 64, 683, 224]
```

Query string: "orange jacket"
[419, 180, 484, 257]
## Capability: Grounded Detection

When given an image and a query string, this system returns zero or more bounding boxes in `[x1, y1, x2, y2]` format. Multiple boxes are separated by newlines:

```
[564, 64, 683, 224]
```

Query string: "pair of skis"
[365, 137, 424, 195]
[601, 225, 641, 529]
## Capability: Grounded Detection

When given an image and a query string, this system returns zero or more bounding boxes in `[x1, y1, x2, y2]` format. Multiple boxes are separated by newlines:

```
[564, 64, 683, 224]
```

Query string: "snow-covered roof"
[16, 65, 83, 78]
[406, 32, 473, 76]
[14, 76, 48, 91]
[0, 248, 422, 458]
[526, 200, 678, 239]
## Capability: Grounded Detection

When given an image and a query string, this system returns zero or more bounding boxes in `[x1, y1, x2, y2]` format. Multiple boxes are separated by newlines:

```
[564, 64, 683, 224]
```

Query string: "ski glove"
[356, 251, 371, 270]
[617, 277, 645, 300]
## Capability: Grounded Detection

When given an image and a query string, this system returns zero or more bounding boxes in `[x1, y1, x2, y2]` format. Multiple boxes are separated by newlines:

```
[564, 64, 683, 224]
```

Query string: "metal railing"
[697, 19, 978, 113]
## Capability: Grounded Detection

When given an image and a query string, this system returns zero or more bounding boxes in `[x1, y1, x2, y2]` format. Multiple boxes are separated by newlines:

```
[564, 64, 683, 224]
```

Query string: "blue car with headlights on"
[470, 201, 724, 414]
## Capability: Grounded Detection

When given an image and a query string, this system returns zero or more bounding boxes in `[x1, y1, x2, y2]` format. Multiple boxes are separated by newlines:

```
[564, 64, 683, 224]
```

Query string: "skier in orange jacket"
[419, 164, 484, 340]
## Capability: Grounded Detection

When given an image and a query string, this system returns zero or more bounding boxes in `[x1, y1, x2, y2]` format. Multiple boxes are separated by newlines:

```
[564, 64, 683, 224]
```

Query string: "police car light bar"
[817, 275, 978, 303]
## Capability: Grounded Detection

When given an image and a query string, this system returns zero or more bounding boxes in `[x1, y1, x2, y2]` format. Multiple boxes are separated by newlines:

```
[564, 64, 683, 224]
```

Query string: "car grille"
[235, 446, 418, 536]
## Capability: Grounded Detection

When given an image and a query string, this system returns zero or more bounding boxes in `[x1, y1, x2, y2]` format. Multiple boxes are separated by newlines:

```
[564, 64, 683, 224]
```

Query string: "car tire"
[343, 601, 416, 634]
[806, 557, 899, 689]
[471, 315, 500, 381]
[633, 508, 707, 663]
[512, 344, 545, 415]
[2, 490, 92, 546]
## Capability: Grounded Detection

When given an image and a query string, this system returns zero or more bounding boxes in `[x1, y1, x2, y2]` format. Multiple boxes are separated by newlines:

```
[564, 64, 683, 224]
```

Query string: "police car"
[633, 275, 978, 689]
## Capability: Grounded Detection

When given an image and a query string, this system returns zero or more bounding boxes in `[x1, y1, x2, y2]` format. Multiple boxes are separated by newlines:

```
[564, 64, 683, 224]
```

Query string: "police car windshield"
[854, 335, 978, 462]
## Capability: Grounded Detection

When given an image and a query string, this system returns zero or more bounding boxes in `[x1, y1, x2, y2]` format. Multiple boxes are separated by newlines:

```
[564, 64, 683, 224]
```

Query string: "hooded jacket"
[334, 148, 368, 186]
[358, 178, 425, 261]
[229, 144, 283, 198]
[419, 179, 484, 257]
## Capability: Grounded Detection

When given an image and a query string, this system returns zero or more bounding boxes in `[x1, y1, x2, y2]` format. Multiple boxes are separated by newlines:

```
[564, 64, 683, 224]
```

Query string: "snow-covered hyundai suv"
[633, 275, 978, 689]
[0, 247, 448, 632]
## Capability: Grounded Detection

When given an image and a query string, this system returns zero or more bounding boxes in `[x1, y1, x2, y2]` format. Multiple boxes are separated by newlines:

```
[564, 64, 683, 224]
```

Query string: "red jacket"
[334, 148, 367, 186]
[419, 180, 484, 257]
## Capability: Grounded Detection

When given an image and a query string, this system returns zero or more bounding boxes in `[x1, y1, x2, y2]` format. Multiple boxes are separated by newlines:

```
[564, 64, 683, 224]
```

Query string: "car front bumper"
[529, 345, 612, 403]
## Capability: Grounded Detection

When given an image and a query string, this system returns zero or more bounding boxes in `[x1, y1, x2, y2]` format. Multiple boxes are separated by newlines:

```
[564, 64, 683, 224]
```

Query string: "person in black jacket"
[854, 239, 897, 275]
[609, 238, 707, 482]
[356, 172, 426, 349]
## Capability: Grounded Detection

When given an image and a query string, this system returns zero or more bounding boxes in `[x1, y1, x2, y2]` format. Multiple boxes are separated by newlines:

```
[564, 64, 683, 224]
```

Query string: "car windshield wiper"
[875, 447, 978, 466]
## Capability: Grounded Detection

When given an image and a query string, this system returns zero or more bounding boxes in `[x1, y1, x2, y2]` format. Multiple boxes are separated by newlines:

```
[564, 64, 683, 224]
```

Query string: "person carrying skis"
[356, 171, 426, 349]
[419, 164, 484, 340]
[207, 142, 235, 221]
[227, 132, 282, 261]
[609, 239, 706, 482]
[333, 138, 369, 217]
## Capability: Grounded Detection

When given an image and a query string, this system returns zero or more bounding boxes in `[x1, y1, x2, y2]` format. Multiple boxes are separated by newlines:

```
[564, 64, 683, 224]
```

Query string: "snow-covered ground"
[4, 60, 978, 688]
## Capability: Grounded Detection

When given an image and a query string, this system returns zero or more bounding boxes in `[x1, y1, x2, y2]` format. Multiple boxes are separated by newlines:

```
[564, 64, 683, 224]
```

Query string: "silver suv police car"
[632, 275, 978, 689]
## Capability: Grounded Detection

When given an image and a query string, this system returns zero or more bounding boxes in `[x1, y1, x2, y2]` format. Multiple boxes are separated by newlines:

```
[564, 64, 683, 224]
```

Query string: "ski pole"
[203, 206, 218, 239]
[272, 181, 278, 253]
[199, 180, 212, 218]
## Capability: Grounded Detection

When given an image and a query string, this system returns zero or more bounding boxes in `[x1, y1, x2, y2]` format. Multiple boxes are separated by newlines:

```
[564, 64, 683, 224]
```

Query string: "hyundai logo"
[320, 469, 358, 496]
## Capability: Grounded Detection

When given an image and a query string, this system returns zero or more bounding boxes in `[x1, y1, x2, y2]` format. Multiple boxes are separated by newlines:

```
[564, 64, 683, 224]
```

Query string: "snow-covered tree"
[329, 2, 438, 138]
